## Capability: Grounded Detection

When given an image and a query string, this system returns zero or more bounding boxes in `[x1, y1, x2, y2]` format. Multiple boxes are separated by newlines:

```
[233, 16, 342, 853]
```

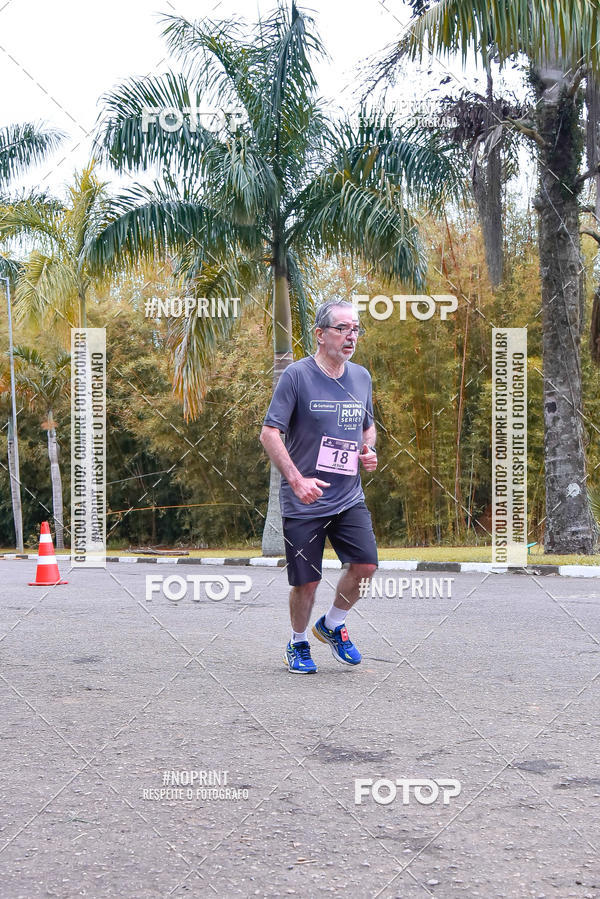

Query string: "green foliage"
[102, 294, 272, 547]
[1, 204, 599, 549]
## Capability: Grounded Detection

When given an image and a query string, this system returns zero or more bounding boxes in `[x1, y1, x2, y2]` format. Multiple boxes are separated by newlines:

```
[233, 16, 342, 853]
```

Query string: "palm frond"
[15, 251, 78, 327]
[67, 164, 110, 256]
[203, 136, 279, 223]
[13, 344, 46, 370]
[96, 71, 219, 175]
[254, 2, 328, 172]
[161, 13, 258, 123]
[13, 344, 70, 409]
[0, 195, 67, 253]
[0, 122, 64, 187]
[294, 173, 426, 286]
[260, 3, 324, 135]
[332, 111, 460, 211]
[86, 188, 217, 271]
[87, 181, 264, 274]
[0, 254, 23, 282]
[405, 0, 600, 71]
[169, 257, 264, 419]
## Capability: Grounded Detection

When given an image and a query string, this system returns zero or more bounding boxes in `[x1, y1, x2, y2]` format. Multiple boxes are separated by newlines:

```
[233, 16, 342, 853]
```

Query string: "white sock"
[324, 605, 347, 630]
[291, 630, 308, 644]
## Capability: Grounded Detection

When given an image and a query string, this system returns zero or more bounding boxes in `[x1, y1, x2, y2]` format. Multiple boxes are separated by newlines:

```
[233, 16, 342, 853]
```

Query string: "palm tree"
[0, 163, 112, 330]
[12, 345, 70, 549]
[402, 0, 600, 553]
[91, 1, 457, 553]
[0, 120, 63, 552]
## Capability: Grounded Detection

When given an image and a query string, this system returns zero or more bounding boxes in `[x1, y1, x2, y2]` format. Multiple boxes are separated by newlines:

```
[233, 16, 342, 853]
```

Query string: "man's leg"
[313, 503, 378, 665]
[332, 562, 377, 615]
[312, 564, 376, 666]
[290, 580, 320, 640]
[284, 581, 321, 674]
[321, 562, 377, 633]
[282, 515, 327, 673]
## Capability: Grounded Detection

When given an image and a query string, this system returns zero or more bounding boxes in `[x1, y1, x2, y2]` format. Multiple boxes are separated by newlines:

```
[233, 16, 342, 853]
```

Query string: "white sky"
[0, 0, 531, 195]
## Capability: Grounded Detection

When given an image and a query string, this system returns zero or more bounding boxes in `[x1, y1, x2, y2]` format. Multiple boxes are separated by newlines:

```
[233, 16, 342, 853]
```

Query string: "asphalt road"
[1, 559, 600, 898]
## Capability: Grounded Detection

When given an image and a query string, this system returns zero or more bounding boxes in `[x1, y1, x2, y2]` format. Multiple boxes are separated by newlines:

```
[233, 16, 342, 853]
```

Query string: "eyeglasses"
[325, 325, 366, 337]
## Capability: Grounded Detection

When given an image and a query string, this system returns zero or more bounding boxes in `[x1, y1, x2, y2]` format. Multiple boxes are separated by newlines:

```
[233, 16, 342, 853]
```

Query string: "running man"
[260, 299, 378, 673]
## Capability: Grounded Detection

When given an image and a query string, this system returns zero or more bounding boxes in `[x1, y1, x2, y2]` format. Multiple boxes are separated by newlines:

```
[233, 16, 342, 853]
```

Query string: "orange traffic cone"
[29, 522, 68, 586]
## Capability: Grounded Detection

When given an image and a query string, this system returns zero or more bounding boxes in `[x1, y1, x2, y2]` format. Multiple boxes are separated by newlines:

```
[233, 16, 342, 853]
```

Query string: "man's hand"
[359, 443, 377, 472]
[291, 476, 331, 504]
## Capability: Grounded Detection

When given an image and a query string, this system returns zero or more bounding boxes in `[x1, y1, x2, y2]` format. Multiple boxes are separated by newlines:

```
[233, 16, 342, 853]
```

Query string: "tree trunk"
[590, 284, 600, 364]
[585, 77, 600, 365]
[454, 293, 469, 535]
[262, 238, 294, 557]
[47, 413, 64, 550]
[585, 76, 600, 222]
[472, 147, 503, 288]
[79, 288, 87, 328]
[535, 72, 598, 553]
[7, 418, 24, 551]
[471, 67, 504, 289]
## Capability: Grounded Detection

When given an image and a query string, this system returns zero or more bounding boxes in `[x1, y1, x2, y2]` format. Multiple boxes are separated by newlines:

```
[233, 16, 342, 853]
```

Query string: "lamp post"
[2, 275, 24, 552]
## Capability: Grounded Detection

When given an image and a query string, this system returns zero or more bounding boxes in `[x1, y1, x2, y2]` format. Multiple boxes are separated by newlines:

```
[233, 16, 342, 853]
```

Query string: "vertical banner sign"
[71, 329, 106, 567]
[492, 329, 527, 566]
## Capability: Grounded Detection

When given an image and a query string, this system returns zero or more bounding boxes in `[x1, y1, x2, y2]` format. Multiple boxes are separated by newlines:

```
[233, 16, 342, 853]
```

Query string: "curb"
[1, 554, 599, 577]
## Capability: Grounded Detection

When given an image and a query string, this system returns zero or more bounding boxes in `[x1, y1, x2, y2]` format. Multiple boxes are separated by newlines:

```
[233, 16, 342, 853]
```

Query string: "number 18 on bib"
[316, 436, 359, 476]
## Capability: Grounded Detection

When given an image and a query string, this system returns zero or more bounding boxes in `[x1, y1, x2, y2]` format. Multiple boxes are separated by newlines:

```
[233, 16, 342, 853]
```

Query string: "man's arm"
[359, 424, 377, 472]
[259, 426, 303, 489]
[362, 424, 376, 449]
[259, 425, 330, 504]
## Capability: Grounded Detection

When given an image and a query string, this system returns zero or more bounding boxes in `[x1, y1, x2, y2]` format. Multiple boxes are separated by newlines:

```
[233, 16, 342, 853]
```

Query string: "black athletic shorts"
[282, 501, 378, 586]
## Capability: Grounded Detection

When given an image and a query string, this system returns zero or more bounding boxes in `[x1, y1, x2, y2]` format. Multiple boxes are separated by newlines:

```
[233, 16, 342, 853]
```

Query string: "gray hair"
[313, 300, 356, 331]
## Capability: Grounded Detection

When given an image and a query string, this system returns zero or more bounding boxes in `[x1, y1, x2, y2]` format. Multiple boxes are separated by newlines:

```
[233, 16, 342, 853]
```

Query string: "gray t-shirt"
[263, 356, 374, 518]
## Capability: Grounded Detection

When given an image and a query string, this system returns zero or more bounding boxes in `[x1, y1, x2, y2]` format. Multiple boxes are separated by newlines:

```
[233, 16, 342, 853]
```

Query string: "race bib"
[316, 436, 359, 476]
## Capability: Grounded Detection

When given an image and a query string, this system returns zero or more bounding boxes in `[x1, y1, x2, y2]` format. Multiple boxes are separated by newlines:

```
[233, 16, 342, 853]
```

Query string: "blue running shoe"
[312, 616, 362, 666]
[284, 640, 317, 674]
